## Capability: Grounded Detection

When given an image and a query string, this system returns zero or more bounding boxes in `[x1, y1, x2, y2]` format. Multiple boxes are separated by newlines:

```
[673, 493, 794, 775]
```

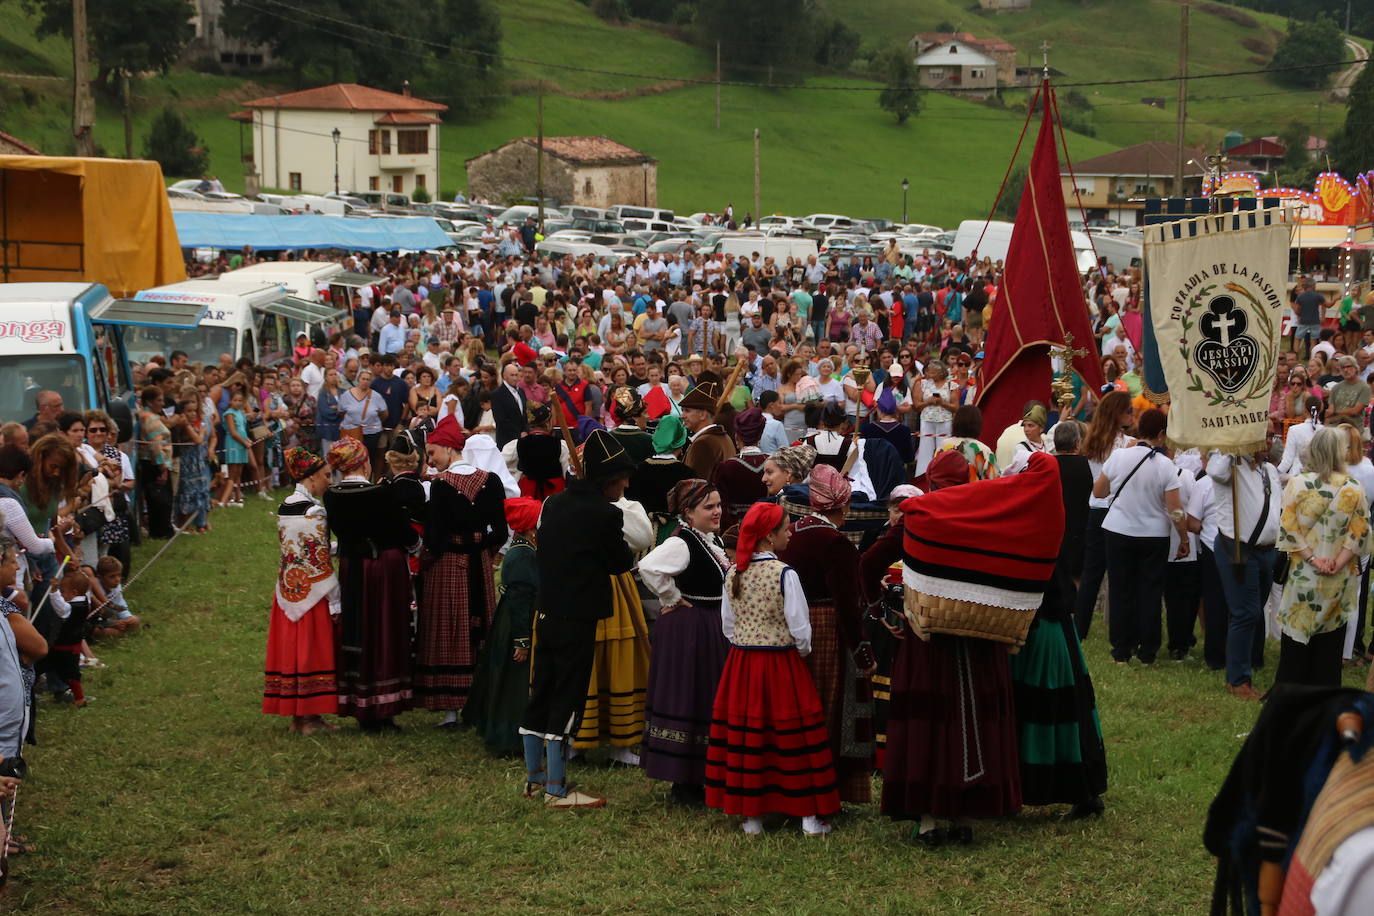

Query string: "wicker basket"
[778, 496, 889, 547]
[903, 588, 1034, 652]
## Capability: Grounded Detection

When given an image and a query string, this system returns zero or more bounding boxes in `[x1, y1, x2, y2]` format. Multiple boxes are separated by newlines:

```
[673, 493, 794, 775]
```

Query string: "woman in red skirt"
[706, 502, 840, 836]
[263, 447, 340, 735]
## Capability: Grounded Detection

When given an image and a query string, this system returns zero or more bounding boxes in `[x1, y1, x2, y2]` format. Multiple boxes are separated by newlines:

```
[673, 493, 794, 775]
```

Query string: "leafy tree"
[411, 185, 432, 203]
[995, 163, 1027, 221]
[23, 0, 195, 94]
[425, 0, 503, 121]
[222, 0, 354, 84]
[625, 0, 683, 20]
[143, 106, 207, 178]
[1268, 15, 1344, 89]
[876, 44, 920, 124]
[1328, 52, 1374, 176]
[696, 0, 817, 80]
[812, 12, 860, 69]
[1277, 120, 1311, 172]
[222, 0, 502, 119]
[590, 0, 628, 22]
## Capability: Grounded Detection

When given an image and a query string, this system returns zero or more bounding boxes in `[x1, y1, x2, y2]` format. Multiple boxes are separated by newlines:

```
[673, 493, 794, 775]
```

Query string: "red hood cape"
[900, 451, 1064, 608]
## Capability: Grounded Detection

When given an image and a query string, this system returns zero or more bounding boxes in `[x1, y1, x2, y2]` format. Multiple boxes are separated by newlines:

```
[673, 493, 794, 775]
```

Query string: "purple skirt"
[641, 603, 729, 785]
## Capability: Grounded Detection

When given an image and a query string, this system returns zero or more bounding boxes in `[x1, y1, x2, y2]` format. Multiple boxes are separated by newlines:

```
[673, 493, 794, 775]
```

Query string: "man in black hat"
[520, 429, 636, 808]
[680, 375, 736, 482]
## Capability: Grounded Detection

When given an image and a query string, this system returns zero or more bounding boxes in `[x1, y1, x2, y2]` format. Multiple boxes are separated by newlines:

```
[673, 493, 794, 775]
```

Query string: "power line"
[236, 0, 1367, 95]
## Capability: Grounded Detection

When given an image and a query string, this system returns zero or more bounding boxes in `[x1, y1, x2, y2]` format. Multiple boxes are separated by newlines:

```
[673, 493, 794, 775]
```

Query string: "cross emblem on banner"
[1212, 310, 1238, 346]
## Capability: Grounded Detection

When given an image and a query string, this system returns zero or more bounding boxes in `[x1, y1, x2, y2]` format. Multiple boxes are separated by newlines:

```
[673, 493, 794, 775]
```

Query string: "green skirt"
[463, 589, 531, 755]
[1009, 616, 1108, 806]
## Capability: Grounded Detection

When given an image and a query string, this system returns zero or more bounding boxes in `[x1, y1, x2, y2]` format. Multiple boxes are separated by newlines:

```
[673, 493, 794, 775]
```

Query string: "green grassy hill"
[0, 0, 1362, 226]
[846, 0, 1366, 150]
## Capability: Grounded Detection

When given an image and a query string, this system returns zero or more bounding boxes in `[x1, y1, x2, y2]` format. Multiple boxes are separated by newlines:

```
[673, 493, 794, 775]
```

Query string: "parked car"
[804, 213, 857, 231]
[495, 204, 565, 225]
[571, 218, 627, 234]
[756, 215, 810, 232]
[646, 238, 697, 255]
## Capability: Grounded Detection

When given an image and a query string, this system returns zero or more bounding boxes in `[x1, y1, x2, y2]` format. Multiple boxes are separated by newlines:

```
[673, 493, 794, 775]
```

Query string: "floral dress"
[938, 437, 1000, 480]
[1276, 471, 1371, 643]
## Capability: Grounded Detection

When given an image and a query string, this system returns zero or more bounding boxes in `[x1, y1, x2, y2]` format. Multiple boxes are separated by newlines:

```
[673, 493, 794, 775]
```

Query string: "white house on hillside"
[233, 83, 447, 197]
[913, 39, 1000, 98]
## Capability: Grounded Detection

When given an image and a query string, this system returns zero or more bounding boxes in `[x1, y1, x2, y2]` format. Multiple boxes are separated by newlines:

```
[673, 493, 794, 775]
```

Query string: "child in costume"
[706, 502, 840, 836]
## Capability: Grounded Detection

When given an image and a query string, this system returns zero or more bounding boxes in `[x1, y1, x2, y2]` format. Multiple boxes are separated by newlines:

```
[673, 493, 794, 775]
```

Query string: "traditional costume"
[705, 502, 841, 835]
[573, 490, 654, 754]
[414, 417, 509, 713]
[681, 379, 737, 482]
[521, 429, 637, 807]
[1010, 564, 1108, 811]
[464, 497, 542, 754]
[858, 484, 923, 771]
[712, 408, 769, 531]
[884, 450, 1063, 845]
[638, 480, 731, 802]
[608, 386, 655, 464]
[778, 464, 875, 803]
[503, 403, 570, 500]
[628, 415, 696, 544]
[860, 388, 916, 468]
[263, 449, 340, 718]
[324, 439, 419, 729]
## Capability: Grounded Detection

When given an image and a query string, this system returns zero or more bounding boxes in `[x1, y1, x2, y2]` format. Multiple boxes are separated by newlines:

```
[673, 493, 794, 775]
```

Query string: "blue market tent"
[172, 212, 452, 252]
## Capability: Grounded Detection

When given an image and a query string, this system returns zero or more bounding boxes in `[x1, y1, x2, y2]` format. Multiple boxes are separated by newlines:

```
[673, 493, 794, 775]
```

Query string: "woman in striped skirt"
[706, 502, 839, 836]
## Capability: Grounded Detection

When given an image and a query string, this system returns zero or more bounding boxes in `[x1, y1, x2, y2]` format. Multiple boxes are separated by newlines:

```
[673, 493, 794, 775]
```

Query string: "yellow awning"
[1289, 225, 1350, 249]
[0, 155, 187, 296]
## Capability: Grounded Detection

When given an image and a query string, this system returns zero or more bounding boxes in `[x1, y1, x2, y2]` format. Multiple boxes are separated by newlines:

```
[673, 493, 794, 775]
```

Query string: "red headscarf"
[735, 502, 784, 573]
[504, 496, 541, 533]
[428, 414, 466, 451]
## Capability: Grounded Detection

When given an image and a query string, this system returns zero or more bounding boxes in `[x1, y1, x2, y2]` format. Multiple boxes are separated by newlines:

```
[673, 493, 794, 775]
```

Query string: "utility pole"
[753, 128, 760, 221]
[536, 81, 545, 228]
[122, 71, 133, 159]
[1174, 0, 1190, 191]
[714, 40, 721, 130]
[72, 0, 96, 157]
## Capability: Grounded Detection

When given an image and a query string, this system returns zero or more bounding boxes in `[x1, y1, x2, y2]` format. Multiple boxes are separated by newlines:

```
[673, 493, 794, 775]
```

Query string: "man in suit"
[492, 361, 528, 448]
[521, 429, 636, 808]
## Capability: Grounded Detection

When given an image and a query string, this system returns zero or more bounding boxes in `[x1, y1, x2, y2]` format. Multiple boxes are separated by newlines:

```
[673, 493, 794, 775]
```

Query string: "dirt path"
[1332, 36, 1366, 100]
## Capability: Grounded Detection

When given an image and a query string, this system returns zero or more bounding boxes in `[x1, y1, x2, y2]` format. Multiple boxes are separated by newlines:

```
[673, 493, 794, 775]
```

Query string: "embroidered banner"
[1145, 209, 1292, 453]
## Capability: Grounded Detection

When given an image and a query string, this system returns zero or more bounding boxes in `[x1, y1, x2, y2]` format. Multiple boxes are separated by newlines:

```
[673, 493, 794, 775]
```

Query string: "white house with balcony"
[234, 83, 447, 198]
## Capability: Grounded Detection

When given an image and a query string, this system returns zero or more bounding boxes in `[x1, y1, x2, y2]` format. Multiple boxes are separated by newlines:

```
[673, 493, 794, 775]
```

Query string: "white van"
[129, 279, 341, 366]
[0, 282, 206, 425]
[1087, 231, 1144, 272]
[609, 205, 675, 224]
[535, 239, 620, 263]
[951, 219, 1136, 273]
[713, 235, 819, 262]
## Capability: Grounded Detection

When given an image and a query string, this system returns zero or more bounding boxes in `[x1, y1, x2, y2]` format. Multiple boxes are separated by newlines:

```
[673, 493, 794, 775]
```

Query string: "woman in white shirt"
[915, 360, 957, 476]
[1092, 408, 1187, 665]
[1074, 391, 1136, 637]
[1277, 395, 1324, 481]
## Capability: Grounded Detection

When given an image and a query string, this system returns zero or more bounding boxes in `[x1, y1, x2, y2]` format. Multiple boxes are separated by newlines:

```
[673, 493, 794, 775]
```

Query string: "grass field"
[8, 490, 1372, 914]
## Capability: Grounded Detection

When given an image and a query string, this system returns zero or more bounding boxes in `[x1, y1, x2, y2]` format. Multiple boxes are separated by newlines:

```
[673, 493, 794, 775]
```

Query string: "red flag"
[975, 82, 1104, 448]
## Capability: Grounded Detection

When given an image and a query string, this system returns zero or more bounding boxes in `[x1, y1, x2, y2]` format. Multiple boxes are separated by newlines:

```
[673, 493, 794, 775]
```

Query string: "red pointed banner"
[975, 82, 1105, 448]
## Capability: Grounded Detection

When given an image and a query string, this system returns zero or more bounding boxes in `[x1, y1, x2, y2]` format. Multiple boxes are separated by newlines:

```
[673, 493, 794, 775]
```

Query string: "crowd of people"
[4, 214, 1374, 869]
[217, 228, 1372, 842]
